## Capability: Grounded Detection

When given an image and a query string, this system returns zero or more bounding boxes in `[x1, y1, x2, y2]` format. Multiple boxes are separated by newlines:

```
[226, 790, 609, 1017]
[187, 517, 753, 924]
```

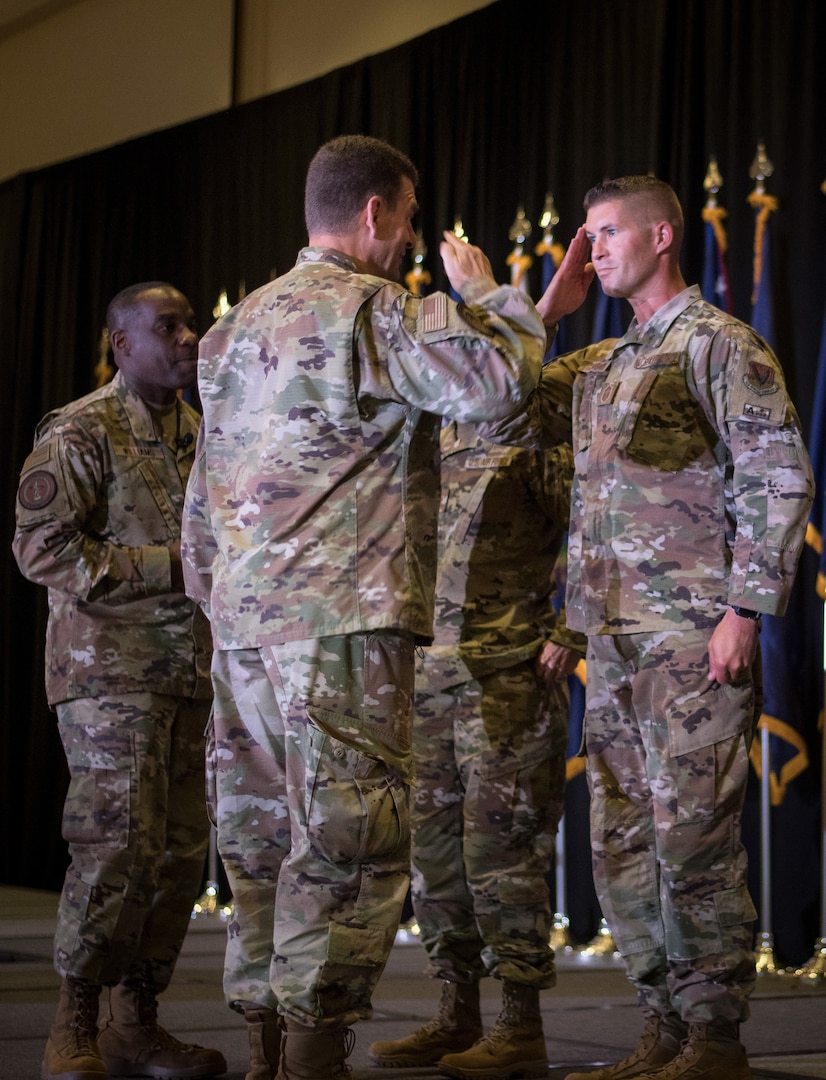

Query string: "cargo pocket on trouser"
[468, 742, 556, 980]
[662, 680, 756, 963]
[300, 712, 411, 1022]
[305, 708, 408, 865]
[54, 702, 135, 977]
[59, 714, 133, 852]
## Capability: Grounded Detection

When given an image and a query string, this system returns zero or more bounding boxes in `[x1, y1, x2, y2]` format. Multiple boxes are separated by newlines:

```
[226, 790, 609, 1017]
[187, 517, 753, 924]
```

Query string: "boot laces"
[637, 1030, 706, 1079]
[476, 1012, 513, 1050]
[67, 1021, 99, 1056]
[67, 980, 100, 1052]
[331, 1029, 355, 1079]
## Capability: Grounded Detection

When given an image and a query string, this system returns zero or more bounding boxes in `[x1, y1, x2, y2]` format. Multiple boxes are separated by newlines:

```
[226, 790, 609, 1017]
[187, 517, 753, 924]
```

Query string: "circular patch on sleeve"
[18, 469, 58, 511]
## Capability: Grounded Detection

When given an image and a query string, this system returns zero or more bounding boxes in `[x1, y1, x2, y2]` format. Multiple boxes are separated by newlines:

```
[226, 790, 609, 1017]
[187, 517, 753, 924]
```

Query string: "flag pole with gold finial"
[507, 205, 533, 293]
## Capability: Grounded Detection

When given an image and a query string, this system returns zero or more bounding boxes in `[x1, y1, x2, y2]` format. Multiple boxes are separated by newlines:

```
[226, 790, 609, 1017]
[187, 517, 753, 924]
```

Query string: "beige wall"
[0, 0, 491, 182]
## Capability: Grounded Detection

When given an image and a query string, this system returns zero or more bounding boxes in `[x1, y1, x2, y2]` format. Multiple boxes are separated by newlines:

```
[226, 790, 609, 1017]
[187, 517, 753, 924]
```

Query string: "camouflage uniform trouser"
[54, 692, 211, 989]
[410, 658, 568, 988]
[585, 629, 759, 1025]
[209, 632, 413, 1029]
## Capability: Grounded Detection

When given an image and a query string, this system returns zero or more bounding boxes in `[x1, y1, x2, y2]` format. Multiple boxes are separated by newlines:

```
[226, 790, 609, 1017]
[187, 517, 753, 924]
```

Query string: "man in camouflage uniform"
[13, 282, 226, 1080]
[367, 427, 585, 1078]
[181, 135, 582, 1080]
[529, 178, 815, 1080]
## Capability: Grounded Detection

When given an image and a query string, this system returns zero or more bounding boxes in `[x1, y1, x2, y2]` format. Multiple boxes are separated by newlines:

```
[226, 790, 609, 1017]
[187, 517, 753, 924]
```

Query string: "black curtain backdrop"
[2, 0, 824, 967]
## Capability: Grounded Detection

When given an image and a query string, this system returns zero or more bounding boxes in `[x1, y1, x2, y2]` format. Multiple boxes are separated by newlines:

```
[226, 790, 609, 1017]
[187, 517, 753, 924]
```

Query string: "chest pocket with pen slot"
[616, 361, 709, 471]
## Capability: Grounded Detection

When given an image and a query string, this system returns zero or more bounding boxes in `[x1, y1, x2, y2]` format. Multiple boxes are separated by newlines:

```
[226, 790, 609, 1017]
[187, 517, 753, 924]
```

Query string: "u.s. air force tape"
[18, 469, 58, 510]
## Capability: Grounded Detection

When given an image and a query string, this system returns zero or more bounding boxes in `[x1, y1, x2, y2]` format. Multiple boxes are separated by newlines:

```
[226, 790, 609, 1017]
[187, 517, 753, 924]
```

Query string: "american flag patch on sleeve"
[420, 293, 448, 333]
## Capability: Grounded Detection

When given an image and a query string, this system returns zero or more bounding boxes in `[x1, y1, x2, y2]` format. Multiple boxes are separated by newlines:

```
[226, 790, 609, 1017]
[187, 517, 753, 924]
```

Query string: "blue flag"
[805, 282, 826, 600]
[746, 191, 813, 802]
[701, 207, 733, 313]
[748, 193, 777, 344]
[535, 237, 569, 359]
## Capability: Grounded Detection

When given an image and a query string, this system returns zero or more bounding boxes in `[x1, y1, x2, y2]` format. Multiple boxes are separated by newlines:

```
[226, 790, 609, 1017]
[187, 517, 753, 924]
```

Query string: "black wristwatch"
[731, 606, 761, 621]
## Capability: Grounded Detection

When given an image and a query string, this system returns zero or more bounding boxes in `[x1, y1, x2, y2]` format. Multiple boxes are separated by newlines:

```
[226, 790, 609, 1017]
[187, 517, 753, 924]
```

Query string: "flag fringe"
[701, 205, 729, 253]
[534, 239, 565, 268]
[507, 251, 532, 289]
[748, 712, 810, 805]
[747, 191, 779, 305]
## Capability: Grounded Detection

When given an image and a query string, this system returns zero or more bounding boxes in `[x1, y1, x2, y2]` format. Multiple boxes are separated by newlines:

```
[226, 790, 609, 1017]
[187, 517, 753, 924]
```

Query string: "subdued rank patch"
[420, 293, 448, 333]
[18, 469, 58, 511]
[743, 361, 778, 395]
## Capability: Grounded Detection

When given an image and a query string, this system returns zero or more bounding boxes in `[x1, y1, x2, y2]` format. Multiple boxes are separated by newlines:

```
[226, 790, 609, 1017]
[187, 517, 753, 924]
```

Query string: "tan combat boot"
[368, 980, 482, 1067]
[97, 980, 227, 1077]
[629, 1019, 751, 1079]
[438, 980, 547, 1079]
[241, 1004, 283, 1080]
[41, 977, 107, 1080]
[275, 1020, 354, 1080]
[564, 1011, 687, 1080]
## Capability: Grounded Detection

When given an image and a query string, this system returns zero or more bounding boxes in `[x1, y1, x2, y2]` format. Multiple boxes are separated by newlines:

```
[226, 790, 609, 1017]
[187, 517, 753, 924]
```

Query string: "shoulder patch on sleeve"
[419, 293, 448, 333]
[18, 469, 58, 511]
[743, 361, 777, 395]
[724, 333, 785, 426]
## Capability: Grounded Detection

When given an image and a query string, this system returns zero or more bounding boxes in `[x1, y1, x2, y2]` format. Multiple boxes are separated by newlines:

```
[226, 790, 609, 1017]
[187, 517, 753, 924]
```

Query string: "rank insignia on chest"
[743, 361, 778, 396]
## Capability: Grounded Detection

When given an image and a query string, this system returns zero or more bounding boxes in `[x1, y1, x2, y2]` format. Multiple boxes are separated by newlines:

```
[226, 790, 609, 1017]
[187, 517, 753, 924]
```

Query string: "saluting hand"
[439, 231, 495, 296]
[535, 226, 595, 328]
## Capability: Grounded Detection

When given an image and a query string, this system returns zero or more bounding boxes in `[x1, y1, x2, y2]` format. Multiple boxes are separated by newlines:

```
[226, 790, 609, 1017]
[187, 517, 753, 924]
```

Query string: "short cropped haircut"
[106, 281, 177, 336]
[304, 134, 419, 235]
[584, 176, 684, 241]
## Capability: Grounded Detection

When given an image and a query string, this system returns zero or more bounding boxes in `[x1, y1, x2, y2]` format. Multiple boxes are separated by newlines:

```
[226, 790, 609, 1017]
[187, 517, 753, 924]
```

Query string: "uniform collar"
[112, 370, 165, 443]
[623, 285, 702, 349]
[298, 246, 360, 273]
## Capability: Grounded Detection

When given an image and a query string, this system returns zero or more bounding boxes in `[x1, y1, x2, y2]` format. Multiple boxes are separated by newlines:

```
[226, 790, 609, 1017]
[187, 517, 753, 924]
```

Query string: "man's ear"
[364, 194, 382, 237]
[654, 221, 673, 252]
[109, 328, 128, 355]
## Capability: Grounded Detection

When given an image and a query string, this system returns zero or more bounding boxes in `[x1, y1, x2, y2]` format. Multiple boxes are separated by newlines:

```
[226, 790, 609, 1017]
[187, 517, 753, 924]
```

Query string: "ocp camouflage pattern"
[182, 246, 547, 650]
[13, 371, 212, 703]
[532, 286, 813, 633]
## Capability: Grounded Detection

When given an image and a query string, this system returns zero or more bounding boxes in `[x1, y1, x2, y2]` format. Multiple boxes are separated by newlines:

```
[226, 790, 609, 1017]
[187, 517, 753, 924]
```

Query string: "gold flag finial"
[703, 156, 724, 205]
[212, 289, 231, 320]
[508, 205, 532, 245]
[539, 192, 559, 236]
[412, 231, 427, 265]
[405, 231, 432, 296]
[507, 206, 533, 291]
[749, 142, 774, 194]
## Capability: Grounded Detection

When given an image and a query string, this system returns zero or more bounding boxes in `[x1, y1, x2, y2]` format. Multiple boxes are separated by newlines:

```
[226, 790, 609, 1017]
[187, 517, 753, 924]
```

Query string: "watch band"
[731, 606, 761, 621]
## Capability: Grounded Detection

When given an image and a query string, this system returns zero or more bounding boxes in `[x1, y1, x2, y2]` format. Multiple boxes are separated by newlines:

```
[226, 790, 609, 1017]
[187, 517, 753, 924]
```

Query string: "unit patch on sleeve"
[742, 361, 778, 396]
[18, 469, 58, 511]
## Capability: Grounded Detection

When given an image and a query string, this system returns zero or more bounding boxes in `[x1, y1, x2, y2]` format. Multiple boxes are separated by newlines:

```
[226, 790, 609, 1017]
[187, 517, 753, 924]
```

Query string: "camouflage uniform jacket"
[183, 246, 546, 649]
[423, 422, 585, 690]
[13, 370, 212, 704]
[534, 286, 814, 634]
